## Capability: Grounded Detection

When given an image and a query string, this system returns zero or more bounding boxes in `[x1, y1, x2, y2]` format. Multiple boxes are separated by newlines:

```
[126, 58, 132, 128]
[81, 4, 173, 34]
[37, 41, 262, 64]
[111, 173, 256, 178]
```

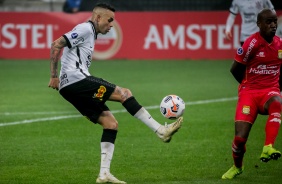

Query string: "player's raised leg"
[122, 96, 183, 142]
[108, 86, 184, 142]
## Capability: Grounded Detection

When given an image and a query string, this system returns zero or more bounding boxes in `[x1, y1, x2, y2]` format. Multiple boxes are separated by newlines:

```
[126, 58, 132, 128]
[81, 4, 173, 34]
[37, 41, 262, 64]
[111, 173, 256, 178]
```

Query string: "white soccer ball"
[160, 95, 185, 120]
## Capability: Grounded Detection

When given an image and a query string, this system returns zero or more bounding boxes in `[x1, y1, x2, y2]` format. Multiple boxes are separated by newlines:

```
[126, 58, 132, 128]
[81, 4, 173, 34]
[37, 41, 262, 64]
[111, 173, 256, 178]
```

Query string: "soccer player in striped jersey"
[48, 2, 183, 184]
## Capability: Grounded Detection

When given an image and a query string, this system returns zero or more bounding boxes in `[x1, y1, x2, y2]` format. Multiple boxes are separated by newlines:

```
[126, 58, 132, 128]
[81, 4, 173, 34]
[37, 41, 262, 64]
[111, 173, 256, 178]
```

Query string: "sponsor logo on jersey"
[73, 37, 84, 45]
[71, 33, 78, 39]
[249, 65, 279, 76]
[256, 52, 265, 57]
[237, 47, 243, 55]
[257, 65, 266, 69]
[242, 105, 250, 115]
[59, 73, 69, 87]
[243, 38, 256, 62]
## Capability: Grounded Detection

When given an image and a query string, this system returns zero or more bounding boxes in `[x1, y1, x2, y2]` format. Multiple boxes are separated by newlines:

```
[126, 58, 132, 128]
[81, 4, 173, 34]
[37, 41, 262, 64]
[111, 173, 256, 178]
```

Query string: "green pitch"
[0, 59, 281, 184]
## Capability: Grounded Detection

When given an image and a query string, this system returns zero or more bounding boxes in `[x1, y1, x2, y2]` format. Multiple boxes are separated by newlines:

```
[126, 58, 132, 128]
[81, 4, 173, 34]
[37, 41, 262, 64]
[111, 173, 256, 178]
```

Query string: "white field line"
[0, 111, 77, 115]
[0, 97, 237, 127]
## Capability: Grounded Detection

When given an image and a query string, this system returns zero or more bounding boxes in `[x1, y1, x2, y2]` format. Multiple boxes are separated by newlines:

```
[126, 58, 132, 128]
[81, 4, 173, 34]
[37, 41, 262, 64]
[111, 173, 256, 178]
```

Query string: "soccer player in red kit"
[222, 9, 282, 179]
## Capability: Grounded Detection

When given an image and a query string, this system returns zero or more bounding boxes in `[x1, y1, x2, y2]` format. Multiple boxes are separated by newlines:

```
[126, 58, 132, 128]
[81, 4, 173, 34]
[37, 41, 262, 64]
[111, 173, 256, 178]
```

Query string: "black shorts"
[59, 76, 116, 123]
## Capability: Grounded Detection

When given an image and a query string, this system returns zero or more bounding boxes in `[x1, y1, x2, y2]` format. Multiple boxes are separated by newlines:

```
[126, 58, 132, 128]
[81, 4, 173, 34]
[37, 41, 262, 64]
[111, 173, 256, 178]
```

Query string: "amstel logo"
[94, 20, 123, 60]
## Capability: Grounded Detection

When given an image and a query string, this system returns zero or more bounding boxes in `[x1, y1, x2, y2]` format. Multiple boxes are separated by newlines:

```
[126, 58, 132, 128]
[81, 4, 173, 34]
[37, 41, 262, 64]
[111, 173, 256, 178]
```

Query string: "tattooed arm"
[48, 36, 67, 90]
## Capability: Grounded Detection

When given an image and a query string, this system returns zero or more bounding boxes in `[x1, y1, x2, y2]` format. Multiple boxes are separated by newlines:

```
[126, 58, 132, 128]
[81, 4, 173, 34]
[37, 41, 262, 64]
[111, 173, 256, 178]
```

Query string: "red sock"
[232, 136, 247, 168]
[265, 100, 281, 146]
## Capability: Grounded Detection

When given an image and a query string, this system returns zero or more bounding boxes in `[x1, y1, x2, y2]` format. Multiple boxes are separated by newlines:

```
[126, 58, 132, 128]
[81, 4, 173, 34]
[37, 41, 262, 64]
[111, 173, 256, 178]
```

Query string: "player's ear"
[256, 21, 260, 28]
[96, 14, 101, 22]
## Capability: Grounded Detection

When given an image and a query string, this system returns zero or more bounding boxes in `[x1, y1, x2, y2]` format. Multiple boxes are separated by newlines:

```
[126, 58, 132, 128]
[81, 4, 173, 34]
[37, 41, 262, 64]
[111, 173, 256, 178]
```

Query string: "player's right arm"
[48, 36, 67, 90]
[230, 60, 246, 83]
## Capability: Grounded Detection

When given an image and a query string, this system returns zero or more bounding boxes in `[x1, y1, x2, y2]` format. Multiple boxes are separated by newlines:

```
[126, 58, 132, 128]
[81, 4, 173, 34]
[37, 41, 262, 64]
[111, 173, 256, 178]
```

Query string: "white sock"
[99, 142, 114, 176]
[134, 107, 162, 132]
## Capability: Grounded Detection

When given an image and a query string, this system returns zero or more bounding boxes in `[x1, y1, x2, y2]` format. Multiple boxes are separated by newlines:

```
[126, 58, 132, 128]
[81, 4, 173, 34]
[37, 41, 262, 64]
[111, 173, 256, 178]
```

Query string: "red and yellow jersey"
[234, 32, 282, 91]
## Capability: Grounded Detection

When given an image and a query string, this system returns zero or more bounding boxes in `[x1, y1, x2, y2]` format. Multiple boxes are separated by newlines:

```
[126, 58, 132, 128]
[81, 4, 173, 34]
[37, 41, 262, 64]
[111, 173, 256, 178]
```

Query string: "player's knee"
[110, 121, 119, 130]
[103, 121, 119, 130]
[97, 115, 119, 130]
[121, 88, 133, 101]
[268, 99, 282, 113]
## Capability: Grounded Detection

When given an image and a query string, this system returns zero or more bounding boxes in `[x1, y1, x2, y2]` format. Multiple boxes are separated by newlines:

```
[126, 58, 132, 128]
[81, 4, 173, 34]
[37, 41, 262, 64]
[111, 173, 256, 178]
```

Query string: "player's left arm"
[230, 60, 246, 84]
[48, 36, 67, 90]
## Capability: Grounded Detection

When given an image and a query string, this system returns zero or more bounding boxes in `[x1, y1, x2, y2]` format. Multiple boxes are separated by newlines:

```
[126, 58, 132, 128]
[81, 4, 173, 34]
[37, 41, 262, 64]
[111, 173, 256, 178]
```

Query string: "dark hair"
[95, 2, 115, 12]
[257, 8, 274, 22]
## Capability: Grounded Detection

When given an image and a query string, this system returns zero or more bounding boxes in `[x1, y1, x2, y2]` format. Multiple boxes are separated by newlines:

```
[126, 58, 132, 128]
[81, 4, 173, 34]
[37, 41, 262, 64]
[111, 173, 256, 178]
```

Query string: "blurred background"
[1, 0, 281, 60]
[0, 0, 281, 12]
[1, 0, 281, 109]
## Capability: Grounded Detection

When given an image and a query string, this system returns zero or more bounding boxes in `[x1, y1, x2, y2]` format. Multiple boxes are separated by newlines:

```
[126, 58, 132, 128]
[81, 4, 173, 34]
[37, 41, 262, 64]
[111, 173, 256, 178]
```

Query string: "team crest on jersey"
[242, 105, 250, 115]
[237, 47, 243, 55]
[93, 86, 107, 101]
[71, 33, 78, 39]
[278, 50, 282, 59]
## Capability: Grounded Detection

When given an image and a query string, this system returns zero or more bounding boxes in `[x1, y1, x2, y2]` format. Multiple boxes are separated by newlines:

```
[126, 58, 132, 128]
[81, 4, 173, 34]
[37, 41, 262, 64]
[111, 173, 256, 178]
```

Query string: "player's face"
[258, 11, 277, 38]
[98, 10, 115, 35]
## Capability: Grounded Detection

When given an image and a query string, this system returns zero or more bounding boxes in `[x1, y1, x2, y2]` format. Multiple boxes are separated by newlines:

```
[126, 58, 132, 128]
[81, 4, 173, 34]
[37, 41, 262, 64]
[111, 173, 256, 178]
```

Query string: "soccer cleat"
[96, 172, 126, 184]
[222, 165, 244, 179]
[260, 144, 281, 162]
[156, 116, 183, 143]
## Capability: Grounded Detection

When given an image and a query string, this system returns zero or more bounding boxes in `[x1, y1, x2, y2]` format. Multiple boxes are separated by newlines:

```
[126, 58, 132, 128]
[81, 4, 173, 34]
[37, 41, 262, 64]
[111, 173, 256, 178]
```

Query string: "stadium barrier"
[1, 11, 282, 60]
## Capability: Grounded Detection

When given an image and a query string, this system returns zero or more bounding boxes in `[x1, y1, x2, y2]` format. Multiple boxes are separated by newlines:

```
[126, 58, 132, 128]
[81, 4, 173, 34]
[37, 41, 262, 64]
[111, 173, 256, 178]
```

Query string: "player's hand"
[225, 31, 232, 40]
[48, 78, 59, 90]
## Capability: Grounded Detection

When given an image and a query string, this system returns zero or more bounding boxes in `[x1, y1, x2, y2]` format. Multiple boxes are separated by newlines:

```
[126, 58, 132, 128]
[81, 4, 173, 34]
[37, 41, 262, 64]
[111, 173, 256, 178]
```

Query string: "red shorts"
[235, 89, 280, 124]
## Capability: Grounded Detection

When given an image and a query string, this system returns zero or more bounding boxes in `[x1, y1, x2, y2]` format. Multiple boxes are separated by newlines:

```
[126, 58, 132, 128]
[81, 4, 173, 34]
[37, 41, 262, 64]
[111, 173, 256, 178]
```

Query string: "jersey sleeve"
[229, 0, 238, 15]
[234, 34, 258, 64]
[63, 23, 90, 49]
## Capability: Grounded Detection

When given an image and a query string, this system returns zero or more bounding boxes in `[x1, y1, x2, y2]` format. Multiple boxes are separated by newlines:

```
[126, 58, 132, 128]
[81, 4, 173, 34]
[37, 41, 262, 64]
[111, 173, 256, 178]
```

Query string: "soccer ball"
[160, 95, 185, 120]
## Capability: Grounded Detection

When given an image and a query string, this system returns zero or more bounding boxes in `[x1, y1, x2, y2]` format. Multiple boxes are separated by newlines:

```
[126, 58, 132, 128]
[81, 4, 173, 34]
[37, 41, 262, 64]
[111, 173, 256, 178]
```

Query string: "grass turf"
[0, 59, 281, 184]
